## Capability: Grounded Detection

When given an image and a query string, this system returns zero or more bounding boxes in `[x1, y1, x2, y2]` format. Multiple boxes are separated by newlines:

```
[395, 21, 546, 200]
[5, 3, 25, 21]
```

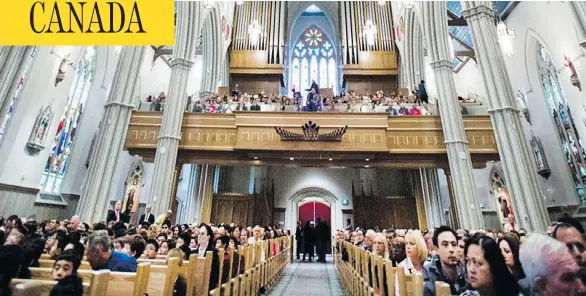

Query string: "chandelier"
[404, 0, 414, 9]
[497, 21, 515, 57]
[363, 20, 377, 47]
[236, 0, 243, 5]
[248, 20, 261, 45]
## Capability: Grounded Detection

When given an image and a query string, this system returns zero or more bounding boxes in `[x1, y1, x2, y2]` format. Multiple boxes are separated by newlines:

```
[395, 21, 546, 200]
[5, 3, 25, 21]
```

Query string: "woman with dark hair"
[497, 233, 525, 281]
[460, 234, 520, 296]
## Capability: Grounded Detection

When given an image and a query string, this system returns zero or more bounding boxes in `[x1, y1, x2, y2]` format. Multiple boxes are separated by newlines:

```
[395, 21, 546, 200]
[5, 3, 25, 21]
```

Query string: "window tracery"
[40, 47, 96, 194]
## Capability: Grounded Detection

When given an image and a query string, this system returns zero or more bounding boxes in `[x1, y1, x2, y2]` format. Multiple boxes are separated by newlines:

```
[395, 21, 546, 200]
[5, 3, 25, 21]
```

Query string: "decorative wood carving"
[274, 121, 348, 141]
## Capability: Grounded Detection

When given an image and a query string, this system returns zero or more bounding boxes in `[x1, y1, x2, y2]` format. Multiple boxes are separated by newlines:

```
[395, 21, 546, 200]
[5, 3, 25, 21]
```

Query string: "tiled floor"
[266, 255, 346, 296]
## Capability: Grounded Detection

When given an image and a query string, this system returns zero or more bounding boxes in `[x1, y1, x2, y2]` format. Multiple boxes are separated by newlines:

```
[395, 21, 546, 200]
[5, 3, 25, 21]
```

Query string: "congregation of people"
[0, 201, 292, 296]
[146, 80, 483, 116]
[334, 213, 586, 296]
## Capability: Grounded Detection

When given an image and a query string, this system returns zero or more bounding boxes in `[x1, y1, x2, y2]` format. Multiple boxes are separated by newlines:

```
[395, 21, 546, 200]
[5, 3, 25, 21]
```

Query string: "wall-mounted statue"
[516, 89, 530, 124]
[531, 131, 551, 178]
[55, 53, 73, 87]
[565, 55, 581, 91]
[26, 101, 54, 154]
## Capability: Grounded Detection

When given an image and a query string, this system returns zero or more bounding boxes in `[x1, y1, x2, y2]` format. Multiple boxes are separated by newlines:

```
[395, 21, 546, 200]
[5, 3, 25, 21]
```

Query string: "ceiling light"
[290, 157, 294, 161]
[328, 158, 333, 161]
[403, 0, 414, 9]
[378, 0, 386, 6]
[254, 157, 258, 160]
[365, 159, 370, 161]
[364, 165, 370, 168]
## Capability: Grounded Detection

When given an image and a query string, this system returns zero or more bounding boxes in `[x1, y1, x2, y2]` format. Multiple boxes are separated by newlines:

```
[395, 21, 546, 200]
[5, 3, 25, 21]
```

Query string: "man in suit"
[107, 201, 129, 224]
[303, 221, 316, 262]
[295, 221, 303, 260]
[138, 204, 155, 225]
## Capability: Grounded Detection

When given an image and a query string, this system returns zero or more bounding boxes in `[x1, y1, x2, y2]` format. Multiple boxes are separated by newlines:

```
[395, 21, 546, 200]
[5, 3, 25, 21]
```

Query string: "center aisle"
[267, 255, 346, 296]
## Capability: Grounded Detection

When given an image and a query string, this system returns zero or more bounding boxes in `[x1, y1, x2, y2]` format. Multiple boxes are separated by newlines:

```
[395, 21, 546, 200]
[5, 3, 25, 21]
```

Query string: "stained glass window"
[40, 47, 96, 194]
[290, 25, 337, 97]
[0, 47, 37, 142]
[537, 43, 586, 204]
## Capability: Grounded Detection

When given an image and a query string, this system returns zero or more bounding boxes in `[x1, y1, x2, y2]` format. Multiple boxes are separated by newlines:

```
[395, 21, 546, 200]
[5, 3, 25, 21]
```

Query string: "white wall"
[0, 46, 117, 192]
[137, 46, 172, 102]
[500, 2, 585, 207]
[453, 60, 489, 100]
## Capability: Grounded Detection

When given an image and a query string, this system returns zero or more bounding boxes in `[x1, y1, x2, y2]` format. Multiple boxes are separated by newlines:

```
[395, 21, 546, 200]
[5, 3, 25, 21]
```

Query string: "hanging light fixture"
[363, 20, 377, 47]
[404, 0, 414, 9]
[248, 20, 261, 45]
[378, 0, 386, 6]
[497, 20, 515, 57]
[236, 0, 244, 5]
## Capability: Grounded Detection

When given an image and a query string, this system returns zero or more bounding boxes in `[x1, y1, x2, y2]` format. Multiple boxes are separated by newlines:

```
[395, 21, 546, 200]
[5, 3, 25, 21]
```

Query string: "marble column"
[462, 2, 549, 232]
[77, 46, 146, 223]
[421, 2, 484, 229]
[149, 2, 204, 217]
[572, 2, 586, 49]
[0, 46, 32, 126]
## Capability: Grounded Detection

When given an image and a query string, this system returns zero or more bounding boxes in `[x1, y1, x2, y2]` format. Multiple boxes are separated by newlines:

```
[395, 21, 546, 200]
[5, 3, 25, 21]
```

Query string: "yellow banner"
[0, 0, 174, 45]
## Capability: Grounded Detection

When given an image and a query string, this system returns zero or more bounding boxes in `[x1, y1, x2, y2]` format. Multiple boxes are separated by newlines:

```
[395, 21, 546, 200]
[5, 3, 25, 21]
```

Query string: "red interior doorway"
[298, 198, 331, 253]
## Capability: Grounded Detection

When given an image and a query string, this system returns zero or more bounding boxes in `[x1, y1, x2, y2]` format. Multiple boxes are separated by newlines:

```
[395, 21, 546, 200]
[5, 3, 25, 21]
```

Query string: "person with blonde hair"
[395, 230, 429, 296]
[373, 233, 388, 258]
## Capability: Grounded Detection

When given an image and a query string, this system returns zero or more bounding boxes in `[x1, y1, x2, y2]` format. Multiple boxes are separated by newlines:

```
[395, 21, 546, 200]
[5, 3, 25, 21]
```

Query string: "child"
[50, 250, 83, 296]
[167, 248, 186, 296]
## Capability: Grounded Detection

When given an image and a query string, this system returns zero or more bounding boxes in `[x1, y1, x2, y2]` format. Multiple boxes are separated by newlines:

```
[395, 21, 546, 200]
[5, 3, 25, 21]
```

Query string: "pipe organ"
[229, 1, 399, 95]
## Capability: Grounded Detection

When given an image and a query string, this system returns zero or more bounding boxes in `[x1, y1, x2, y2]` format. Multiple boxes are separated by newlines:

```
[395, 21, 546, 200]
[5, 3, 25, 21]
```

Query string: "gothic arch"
[285, 186, 342, 239]
[287, 2, 339, 41]
[201, 4, 223, 94]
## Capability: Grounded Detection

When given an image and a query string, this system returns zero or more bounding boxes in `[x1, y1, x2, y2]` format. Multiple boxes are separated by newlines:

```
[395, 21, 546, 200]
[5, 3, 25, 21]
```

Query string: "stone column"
[0, 46, 32, 125]
[421, 168, 445, 228]
[421, 2, 484, 229]
[462, 2, 549, 232]
[572, 2, 586, 49]
[77, 46, 146, 223]
[149, 2, 205, 217]
[445, 169, 460, 229]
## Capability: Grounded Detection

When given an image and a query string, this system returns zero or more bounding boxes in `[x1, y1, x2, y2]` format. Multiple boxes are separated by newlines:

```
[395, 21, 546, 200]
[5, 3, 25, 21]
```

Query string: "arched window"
[537, 43, 586, 203]
[40, 47, 96, 194]
[291, 25, 336, 96]
[0, 47, 37, 141]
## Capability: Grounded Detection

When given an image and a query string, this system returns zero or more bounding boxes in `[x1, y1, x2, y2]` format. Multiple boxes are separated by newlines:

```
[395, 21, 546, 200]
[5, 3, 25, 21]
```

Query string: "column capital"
[170, 58, 194, 69]
[429, 59, 452, 71]
[461, 4, 496, 20]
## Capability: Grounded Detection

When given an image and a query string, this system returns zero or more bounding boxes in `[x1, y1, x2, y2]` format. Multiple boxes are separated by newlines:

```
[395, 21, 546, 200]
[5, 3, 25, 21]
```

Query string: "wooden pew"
[435, 281, 452, 296]
[28, 263, 151, 296]
[11, 269, 110, 296]
[40, 254, 87, 261]
[39, 259, 92, 270]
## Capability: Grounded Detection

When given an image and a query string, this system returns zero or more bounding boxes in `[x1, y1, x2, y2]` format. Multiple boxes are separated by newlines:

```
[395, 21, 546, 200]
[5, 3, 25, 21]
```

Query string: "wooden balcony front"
[124, 112, 499, 168]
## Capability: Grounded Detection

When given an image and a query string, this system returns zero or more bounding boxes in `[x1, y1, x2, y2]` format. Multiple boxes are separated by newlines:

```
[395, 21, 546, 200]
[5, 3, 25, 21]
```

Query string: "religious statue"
[55, 53, 73, 87]
[26, 101, 54, 154]
[516, 90, 530, 124]
[565, 55, 581, 91]
[531, 131, 551, 178]
[123, 159, 144, 220]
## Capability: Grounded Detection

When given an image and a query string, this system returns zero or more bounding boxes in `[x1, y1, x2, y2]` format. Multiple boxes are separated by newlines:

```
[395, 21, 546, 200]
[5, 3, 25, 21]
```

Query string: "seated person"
[144, 239, 159, 259]
[192, 100, 203, 112]
[387, 103, 399, 116]
[422, 226, 467, 296]
[51, 250, 84, 296]
[304, 88, 322, 112]
[250, 97, 261, 111]
[122, 234, 146, 259]
[86, 230, 137, 272]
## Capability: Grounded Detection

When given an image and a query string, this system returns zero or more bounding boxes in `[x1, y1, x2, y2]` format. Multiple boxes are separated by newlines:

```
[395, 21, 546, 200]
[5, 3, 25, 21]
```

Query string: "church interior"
[1, 1, 586, 295]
